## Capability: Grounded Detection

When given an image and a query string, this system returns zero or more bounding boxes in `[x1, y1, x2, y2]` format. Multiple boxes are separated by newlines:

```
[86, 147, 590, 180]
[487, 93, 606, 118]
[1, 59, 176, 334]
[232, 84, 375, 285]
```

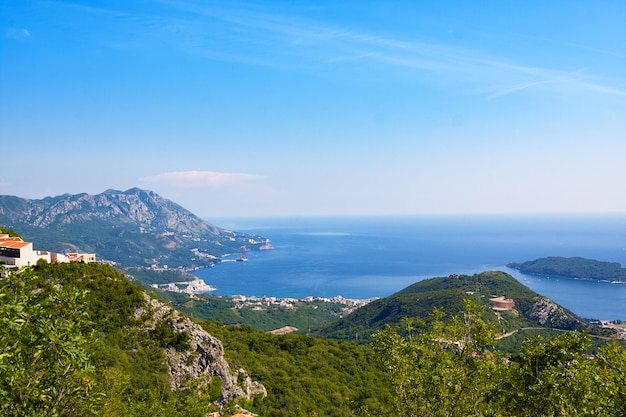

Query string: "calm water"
[192, 215, 626, 320]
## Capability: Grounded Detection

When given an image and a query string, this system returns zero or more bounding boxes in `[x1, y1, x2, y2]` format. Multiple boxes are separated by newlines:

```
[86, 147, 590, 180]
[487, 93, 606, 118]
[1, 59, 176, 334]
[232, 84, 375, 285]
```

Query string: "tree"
[373, 299, 626, 417]
[500, 333, 626, 416]
[0, 267, 99, 416]
[372, 299, 499, 417]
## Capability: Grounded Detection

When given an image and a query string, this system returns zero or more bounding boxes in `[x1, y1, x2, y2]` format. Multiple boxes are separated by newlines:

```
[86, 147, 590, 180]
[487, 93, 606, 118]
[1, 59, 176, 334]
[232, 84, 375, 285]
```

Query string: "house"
[67, 252, 97, 263]
[0, 234, 52, 267]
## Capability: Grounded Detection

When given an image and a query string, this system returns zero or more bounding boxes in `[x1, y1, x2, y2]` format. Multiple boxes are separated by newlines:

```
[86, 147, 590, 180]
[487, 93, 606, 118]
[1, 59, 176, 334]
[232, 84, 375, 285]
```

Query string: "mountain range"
[0, 188, 266, 268]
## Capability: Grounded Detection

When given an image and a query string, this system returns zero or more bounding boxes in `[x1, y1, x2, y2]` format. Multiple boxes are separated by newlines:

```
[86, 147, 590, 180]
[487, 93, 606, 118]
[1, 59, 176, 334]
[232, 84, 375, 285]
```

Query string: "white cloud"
[139, 170, 266, 188]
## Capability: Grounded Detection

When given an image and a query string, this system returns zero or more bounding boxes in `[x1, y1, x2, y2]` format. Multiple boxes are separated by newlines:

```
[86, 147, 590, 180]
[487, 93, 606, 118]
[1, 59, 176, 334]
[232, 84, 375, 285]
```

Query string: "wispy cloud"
[53, 0, 626, 99]
[167, 1, 626, 98]
[527, 35, 625, 59]
[486, 80, 553, 99]
[139, 170, 266, 188]
[4, 28, 30, 40]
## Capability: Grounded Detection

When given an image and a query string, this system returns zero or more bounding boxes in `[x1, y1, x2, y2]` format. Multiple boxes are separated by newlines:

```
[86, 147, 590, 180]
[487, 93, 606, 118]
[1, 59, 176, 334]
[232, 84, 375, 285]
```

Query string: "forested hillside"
[316, 271, 609, 348]
[508, 256, 626, 282]
[0, 262, 395, 416]
[372, 300, 626, 417]
[2, 262, 625, 416]
[0, 262, 264, 416]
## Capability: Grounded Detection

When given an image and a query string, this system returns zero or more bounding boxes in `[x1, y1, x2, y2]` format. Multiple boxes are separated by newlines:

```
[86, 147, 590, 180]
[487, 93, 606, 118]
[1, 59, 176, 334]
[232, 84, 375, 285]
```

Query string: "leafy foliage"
[2, 261, 623, 416]
[372, 301, 626, 417]
[372, 300, 499, 417]
[202, 321, 395, 416]
[0, 266, 98, 416]
[0, 263, 224, 416]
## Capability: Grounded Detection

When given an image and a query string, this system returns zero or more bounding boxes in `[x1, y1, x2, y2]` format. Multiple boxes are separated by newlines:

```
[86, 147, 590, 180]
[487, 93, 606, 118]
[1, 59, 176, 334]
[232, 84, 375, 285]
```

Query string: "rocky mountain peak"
[0, 189, 267, 267]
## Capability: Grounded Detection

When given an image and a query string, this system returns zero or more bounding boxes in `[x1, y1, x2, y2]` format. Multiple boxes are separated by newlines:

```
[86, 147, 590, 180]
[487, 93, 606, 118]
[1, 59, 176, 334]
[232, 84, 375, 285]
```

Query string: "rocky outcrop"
[527, 296, 585, 330]
[135, 294, 266, 406]
[2, 188, 219, 232]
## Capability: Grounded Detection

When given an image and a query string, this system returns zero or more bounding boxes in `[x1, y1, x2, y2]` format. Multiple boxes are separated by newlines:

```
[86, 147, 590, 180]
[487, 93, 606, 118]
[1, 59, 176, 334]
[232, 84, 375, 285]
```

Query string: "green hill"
[2, 262, 624, 416]
[508, 256, 626, 282]
[0, 262, 393, 416]
[316, 271, 597, 346]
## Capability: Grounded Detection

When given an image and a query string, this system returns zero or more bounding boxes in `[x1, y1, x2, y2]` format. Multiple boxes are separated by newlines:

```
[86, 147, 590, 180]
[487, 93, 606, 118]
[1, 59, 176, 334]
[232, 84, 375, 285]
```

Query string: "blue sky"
[1, 0, 625, 217]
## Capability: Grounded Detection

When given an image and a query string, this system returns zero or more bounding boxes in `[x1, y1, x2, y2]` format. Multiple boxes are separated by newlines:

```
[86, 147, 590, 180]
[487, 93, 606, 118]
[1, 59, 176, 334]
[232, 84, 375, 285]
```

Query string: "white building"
[0, 234, 95, 268]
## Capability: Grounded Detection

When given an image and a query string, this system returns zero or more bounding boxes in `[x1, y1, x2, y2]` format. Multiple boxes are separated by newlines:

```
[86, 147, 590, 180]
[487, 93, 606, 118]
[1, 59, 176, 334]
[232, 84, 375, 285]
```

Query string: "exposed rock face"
[0, 188, 215, 231]
[528, 296, 585, 330]
[135, 294, 266, 406]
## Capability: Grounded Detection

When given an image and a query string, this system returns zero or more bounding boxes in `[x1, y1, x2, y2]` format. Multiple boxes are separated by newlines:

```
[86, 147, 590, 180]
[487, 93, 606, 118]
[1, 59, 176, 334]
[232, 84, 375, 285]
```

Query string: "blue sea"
[192, 215, 626, 321]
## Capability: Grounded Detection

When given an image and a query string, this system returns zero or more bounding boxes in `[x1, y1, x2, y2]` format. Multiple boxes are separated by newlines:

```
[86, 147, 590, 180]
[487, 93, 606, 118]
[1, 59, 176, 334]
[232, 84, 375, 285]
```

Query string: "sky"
[1, 0, 625, 218]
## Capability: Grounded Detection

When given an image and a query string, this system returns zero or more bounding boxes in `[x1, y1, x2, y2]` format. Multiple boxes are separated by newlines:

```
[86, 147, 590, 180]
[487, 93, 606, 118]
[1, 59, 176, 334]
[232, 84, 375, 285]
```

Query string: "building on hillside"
[489, 296, 515, 310]
[0, 234, 96, 267]
[0, 234, 53, 267]
[67, 252, 97, 263]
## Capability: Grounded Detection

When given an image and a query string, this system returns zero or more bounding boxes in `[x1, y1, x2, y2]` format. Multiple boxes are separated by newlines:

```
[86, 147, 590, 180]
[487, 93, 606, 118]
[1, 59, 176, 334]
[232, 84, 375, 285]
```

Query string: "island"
[507, 256, 626, 283]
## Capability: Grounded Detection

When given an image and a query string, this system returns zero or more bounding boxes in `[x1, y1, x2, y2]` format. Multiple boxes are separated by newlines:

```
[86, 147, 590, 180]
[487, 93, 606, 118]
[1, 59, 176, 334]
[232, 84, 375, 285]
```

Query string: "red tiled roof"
[0, 240, 30, 249]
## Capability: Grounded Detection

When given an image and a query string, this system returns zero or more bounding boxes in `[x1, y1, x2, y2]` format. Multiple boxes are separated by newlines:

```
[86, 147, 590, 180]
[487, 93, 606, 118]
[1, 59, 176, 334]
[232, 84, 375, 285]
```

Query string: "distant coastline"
[192, 216, 626, 320]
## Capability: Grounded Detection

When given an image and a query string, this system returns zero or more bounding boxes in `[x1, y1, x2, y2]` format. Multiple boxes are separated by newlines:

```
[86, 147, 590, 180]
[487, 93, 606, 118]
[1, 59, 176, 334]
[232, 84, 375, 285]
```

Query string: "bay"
[191, 215, 626, 320]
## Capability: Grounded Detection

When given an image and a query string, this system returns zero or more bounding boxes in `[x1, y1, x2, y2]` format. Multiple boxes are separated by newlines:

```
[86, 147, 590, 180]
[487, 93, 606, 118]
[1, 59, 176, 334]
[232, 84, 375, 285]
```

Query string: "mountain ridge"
[0, 188, 266, 268]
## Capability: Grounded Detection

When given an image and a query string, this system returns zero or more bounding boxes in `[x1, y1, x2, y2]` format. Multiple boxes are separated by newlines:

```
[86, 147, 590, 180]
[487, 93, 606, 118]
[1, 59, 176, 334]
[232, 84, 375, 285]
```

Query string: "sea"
[191, 215, 626, 321]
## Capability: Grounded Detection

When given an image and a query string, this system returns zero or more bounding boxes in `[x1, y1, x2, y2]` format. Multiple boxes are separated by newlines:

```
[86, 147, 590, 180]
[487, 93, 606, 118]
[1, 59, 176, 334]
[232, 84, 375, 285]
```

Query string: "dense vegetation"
[373, 300, 626, 416]
[508, 256, 626, 282]
[202, 322, 395, 416]
[2, 263, 625, 416]
[0, 263, 228, 416]
[316, 271, 603, 348]
[0, 262, 395, 416]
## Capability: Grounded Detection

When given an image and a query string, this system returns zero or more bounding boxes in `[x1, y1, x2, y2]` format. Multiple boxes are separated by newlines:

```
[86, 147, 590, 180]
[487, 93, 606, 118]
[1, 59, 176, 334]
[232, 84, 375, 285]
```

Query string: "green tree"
[499, 333, 626, 416]
[372, 299, 499, 417]
[0, 267, 99, 416]
[373, 299, 626, 417]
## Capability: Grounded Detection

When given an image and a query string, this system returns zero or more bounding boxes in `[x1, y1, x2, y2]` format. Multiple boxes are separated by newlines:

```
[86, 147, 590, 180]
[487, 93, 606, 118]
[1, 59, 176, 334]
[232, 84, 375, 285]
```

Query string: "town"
[229, 293, 378, 318]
